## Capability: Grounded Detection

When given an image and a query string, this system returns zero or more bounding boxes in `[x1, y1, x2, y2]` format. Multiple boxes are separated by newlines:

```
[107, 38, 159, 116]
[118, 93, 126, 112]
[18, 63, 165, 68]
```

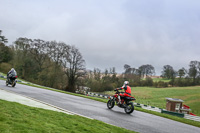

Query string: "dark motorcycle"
[107, 89, 136, 114]
[6, 71, 17, 87]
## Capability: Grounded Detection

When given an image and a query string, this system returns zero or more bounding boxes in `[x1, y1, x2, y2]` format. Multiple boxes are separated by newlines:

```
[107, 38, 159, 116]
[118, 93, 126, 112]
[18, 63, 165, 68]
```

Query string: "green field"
[141, 77, 170, 82]
[0, 99, 134, 133]
[105, 86, 200, 116]
[152, 78, 170, 82]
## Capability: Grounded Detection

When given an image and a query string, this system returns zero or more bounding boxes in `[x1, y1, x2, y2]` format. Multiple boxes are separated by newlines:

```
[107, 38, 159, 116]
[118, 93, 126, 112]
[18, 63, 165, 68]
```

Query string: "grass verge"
[0, 99, 135, 133]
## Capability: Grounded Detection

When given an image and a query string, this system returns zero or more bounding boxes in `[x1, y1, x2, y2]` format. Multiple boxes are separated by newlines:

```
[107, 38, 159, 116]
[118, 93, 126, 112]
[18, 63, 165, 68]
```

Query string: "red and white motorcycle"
[107, 89, 136, 114]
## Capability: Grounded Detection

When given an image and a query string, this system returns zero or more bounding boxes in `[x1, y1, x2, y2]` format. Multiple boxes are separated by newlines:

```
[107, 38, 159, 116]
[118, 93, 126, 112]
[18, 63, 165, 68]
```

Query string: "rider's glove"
[118, 87, 122, 90]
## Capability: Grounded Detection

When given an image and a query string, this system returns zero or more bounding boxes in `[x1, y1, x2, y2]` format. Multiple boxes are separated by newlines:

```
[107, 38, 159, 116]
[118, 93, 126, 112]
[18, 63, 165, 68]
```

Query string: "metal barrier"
[161, 110, 184, 118]
[184, 114, 200, 122]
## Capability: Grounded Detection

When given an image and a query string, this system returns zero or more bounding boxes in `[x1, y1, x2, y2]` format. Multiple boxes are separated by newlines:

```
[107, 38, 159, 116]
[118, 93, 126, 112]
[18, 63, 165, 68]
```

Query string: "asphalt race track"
[0, 80, 200, 133]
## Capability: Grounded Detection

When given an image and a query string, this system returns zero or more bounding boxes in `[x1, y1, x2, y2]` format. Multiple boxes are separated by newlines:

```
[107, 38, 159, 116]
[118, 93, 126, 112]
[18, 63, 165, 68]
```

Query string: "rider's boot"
[118, 95, 121, 104]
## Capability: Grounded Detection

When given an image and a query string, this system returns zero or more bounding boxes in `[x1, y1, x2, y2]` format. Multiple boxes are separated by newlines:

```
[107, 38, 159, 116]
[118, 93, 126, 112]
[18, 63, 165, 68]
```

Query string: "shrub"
[153, 81, 168, 88]
[0, 63, 12, 74]
[145, 77, 153, 86]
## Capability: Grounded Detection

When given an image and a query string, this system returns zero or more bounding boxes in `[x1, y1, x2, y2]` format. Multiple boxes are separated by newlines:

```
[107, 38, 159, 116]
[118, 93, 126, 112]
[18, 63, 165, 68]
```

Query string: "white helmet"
[124, 81, 129, 85]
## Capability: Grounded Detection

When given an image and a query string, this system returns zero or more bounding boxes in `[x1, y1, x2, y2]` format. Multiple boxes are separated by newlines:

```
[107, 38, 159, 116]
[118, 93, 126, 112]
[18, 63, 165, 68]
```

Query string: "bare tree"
[29, 39, 48, 72]
[62, 45, 86, 92]
[46, 41, 70, 87]
[47, 41, 70, 65]
[93, 68, 101, 81]
[14, 38, 31, 51]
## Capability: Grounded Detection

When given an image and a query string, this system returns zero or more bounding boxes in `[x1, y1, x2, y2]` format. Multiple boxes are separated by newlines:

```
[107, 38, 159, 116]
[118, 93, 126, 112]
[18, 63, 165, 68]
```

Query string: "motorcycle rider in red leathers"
[117, 81, 131, 104]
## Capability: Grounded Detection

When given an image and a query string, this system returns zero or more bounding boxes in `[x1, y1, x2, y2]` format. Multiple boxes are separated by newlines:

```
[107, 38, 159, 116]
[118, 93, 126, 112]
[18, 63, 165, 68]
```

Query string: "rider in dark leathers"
[7, 68, 17, 81]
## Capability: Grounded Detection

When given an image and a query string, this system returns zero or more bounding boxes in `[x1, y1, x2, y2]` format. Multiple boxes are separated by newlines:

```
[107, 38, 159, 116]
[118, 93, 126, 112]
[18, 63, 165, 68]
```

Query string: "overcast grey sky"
[1, 0, 200, 75]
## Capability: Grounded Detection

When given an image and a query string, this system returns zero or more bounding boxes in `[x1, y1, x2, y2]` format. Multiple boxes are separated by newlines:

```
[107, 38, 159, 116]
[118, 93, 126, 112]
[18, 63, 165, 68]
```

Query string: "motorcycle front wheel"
[107, 99, 115, 109]
[6, 80, 8, 86]
[124, 102, 134, 114]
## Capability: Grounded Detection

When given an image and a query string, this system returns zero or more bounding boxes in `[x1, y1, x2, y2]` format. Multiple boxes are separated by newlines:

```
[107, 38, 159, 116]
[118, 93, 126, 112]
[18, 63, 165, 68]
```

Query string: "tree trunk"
[66, 77, 76, 92]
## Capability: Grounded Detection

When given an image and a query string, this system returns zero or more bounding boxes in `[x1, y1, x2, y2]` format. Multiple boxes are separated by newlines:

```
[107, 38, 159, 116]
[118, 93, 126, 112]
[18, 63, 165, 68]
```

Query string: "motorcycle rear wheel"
[107, 99, 115, 109]
[124, 102, 134, 114]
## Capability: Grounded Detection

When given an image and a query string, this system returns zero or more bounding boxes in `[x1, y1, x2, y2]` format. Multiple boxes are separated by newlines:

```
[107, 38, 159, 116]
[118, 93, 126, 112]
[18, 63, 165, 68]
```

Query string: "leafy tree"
[0, 30, 12, 64]
[124, 64, 131, 74]
[189, 61, 200, 83]
[13, 38, 33, 79]
[178, 67, 187, 78]
[162, 65, 176, 79]
[0, 30, 8, 44]
[124, 64, 140, 75]
[139, 64, 155, 77]
[123, 64, 142, 86]
[0, 43, 13, 63]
